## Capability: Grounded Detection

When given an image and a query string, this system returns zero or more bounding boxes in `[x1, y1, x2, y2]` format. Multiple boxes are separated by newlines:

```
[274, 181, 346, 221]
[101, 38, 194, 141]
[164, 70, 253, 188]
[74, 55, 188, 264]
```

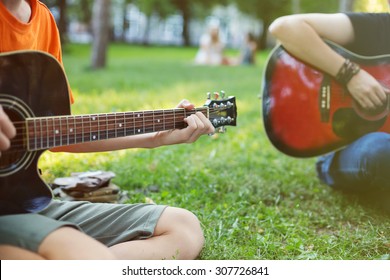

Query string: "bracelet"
[335, 59, 360, 86]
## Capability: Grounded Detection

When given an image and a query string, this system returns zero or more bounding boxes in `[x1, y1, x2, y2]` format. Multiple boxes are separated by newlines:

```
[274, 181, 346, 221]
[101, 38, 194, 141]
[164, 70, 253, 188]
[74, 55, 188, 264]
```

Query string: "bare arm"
[269, 13, 388, 110]
[51, 99, 215, 153]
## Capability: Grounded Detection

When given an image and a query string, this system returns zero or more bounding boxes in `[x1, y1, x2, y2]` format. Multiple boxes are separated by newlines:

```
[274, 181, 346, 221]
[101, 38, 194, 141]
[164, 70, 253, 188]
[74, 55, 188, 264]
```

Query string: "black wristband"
[335, 59, 360, 86]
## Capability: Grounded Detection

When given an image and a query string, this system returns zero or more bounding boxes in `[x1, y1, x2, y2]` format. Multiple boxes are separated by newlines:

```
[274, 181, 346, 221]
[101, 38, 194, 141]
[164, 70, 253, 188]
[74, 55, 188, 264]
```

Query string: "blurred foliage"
[354, 0, 390, 11]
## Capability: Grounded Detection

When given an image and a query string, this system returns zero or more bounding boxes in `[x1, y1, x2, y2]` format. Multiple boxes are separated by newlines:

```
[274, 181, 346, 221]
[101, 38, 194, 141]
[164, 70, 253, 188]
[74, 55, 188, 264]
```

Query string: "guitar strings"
[5, 108, 227, 151]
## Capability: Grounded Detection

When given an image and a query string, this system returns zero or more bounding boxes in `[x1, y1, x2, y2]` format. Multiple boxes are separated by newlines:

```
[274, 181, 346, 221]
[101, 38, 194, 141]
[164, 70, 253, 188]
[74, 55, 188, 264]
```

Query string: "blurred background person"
[229, 32, 258, 65]
[194, 25, 228, 65]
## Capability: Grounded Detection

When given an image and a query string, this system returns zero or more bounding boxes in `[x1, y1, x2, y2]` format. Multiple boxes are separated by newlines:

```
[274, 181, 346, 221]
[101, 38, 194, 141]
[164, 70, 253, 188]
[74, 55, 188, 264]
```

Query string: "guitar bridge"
[319, 75, 331, 123]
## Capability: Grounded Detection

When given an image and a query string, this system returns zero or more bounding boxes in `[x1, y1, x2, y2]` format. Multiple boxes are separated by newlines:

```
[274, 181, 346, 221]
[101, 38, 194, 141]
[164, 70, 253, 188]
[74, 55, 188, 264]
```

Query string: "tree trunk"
[259, 19, 271, 50]
[181, 4, 191, 46]
[291, 0, 301, 14]
[142, 15, 151, 46]
[91, 0, 111, 69]
[339, 0, 354, 12]
[57, 0, 68, 44]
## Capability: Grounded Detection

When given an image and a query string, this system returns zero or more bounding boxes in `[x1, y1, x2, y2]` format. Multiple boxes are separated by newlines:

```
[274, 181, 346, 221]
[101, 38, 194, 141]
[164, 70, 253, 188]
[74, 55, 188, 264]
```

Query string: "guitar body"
[262, 42, 390, 158]
[0, 51, 71, 215]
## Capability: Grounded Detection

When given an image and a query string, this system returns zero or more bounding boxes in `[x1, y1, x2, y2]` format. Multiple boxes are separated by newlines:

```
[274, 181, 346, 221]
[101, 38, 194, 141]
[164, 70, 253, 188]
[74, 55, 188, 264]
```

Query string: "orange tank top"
[0, 0, 74, 103]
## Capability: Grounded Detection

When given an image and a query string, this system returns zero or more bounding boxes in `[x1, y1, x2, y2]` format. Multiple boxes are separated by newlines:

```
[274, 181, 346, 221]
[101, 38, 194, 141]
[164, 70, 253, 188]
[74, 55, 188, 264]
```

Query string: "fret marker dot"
[137, 114, 141, 118]
[70, 128, 73, 133]
[119, 123, 122, 127]
[157, 119, 160, 123]
[55, 130, 59, 134]
[93, 135, 96, 140]
[92, 117, 96, 121]
[138, 129, 141, 133]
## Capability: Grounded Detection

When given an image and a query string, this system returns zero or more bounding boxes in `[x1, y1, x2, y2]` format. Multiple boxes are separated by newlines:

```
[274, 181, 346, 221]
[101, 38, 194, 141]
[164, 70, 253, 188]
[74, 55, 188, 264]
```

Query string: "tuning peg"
[220, 90, 226, 99]
[214, 92, 219, 100]
[207, 92, 211, 100]
[217, 126, 226, 133]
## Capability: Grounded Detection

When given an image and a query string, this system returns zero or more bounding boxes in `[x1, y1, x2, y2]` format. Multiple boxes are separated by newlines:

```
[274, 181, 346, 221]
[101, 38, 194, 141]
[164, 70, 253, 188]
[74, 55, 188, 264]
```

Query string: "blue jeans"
[316, 132, 390, 192]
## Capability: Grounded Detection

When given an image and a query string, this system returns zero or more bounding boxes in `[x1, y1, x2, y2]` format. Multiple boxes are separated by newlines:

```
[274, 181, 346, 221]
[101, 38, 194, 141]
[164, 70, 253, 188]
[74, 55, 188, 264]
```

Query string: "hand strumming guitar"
[0, 105, 16, 153]
[347, 69, 389, 111]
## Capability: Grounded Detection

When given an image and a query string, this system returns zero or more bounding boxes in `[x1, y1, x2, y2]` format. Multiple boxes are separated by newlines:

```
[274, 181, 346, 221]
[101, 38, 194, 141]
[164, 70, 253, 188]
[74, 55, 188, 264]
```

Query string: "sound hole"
[353, 98, 389, 121]
[0, 107, 29, 175]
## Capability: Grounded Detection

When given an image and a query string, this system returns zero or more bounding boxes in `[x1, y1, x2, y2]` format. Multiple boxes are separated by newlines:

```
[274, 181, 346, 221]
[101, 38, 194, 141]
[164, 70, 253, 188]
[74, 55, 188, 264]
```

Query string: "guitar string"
[9, 107, 215, 126]
[4, 108, 229, 151]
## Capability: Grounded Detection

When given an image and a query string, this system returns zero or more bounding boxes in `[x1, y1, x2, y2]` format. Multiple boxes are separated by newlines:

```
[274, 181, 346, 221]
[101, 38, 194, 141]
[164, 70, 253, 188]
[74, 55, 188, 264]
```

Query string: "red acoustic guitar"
[262, 41, 390, 158]
[0, 51, 237, 215]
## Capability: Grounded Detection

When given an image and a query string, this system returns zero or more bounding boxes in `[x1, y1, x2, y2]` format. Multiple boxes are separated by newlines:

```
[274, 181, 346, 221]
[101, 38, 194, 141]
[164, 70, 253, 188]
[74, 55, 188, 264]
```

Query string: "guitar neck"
[25, 107, 209, 151]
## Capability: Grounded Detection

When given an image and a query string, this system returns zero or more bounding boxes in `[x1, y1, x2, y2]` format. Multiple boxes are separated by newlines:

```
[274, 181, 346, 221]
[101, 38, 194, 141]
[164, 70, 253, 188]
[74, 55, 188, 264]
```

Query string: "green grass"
[39, 43, 390, 260]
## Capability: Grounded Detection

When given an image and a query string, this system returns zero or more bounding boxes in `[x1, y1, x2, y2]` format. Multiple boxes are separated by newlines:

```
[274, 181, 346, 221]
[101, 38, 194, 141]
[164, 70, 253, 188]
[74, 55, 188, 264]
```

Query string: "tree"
[234, 0, 290, 50]
[135, 0, 175, 45]
[339, 0, 355, 12]
[91, 0, 111, 69]
[170, 0, 224, 46]
[41, 0, 69, 43]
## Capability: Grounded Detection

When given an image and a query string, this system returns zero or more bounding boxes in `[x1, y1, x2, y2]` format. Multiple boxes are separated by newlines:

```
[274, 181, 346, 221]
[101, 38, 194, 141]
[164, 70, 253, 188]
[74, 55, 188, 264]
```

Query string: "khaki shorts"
[0, 200, 167, 253]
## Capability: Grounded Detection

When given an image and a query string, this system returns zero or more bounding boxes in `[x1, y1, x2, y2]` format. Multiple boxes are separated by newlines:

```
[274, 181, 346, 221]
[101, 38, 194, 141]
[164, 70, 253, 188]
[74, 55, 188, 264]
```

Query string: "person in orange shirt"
[0, 0, 214, 260]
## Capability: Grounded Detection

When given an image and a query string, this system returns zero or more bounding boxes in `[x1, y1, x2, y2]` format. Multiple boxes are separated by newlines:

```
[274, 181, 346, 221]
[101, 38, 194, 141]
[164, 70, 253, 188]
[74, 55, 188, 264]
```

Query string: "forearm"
[51, 133, 160, 153]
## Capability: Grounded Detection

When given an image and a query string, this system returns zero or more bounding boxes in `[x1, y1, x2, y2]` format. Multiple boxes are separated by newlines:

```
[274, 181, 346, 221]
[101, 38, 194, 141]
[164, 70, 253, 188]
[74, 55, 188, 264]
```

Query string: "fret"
[144, 111, 153, 134]
[152, 110, 162, 132]
[124, 112, 133, 135]
[123, 112, 127, 136]
[75, 116, 83, 144]
[81, 115, 85, 143]
[110, 113, 115, 138]
[97, 114, 105, 140]
[163, 109, 165, 131]
[65, 116, 69, 146]
[173, 109, 175, 129]
[105, 113, 109, 139]
[117, 112, 126, 138]
[45, 118, 49, 149]
[47, 117, 53, 148]
[152, 111, 155, 133]
[133, 112, 136, 135]
[96, 115, 100, 141]
[90, 115, 98, 141]
[59, 117, 63, 147]
[39, 118, 43, 150]
[114, 114, 117, 139]
[68, 116, 75, 145]
[142, 111, 145, 134]
[33, 120, 38, 150]
[52, 117, 56, 147]
[72, 116, 77, 145]
[135, 112, 142, 134]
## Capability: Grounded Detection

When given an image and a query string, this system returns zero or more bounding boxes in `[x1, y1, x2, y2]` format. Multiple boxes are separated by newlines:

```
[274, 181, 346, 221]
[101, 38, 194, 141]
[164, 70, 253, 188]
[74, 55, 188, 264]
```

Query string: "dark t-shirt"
[346, 12, 390, 55]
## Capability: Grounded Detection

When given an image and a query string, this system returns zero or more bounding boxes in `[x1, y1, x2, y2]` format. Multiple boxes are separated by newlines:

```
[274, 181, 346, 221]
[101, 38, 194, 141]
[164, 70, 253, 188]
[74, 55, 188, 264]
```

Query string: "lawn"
[39, 43, 390, 260]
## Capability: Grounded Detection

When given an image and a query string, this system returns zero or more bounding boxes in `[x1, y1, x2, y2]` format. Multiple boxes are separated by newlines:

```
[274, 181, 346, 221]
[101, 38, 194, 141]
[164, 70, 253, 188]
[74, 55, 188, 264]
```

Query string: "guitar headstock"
[204, 91, 237, 133]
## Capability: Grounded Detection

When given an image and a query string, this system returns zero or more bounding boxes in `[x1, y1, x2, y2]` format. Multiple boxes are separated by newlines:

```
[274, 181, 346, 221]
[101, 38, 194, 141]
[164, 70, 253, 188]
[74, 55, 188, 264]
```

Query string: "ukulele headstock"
[204, 91, 237, 133]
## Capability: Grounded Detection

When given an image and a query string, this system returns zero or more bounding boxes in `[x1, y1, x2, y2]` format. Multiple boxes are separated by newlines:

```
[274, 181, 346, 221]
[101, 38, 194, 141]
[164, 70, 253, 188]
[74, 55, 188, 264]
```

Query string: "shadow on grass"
[341, 189, 390, 217]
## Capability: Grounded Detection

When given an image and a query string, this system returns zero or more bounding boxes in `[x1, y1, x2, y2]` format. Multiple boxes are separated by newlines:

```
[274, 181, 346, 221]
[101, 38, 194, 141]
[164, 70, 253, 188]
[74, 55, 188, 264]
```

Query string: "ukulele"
[262, 41, 390, 158]
[0, 50, 237, 215]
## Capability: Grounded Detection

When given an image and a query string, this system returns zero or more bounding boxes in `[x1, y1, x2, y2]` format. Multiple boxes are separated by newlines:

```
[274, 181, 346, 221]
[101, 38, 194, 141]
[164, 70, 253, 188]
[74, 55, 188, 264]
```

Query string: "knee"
[157, 207, 205, 259]
[359, 132, 390, 162]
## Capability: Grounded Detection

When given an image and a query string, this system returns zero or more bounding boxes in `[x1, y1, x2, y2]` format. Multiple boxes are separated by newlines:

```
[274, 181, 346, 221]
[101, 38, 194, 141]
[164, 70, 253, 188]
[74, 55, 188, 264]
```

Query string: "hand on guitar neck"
[0, 105, 16, 153]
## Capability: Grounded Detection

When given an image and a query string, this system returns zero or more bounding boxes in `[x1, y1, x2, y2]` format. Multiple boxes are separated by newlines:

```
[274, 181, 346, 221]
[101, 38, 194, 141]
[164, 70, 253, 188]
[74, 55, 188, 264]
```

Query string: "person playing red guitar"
[269, 12, 390, 192]
[0, 0, 215, 260]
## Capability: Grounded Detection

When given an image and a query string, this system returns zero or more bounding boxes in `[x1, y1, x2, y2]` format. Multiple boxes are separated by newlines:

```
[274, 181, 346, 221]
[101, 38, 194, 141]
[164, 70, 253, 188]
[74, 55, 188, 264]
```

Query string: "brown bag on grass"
[51, 171, 127, 203]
